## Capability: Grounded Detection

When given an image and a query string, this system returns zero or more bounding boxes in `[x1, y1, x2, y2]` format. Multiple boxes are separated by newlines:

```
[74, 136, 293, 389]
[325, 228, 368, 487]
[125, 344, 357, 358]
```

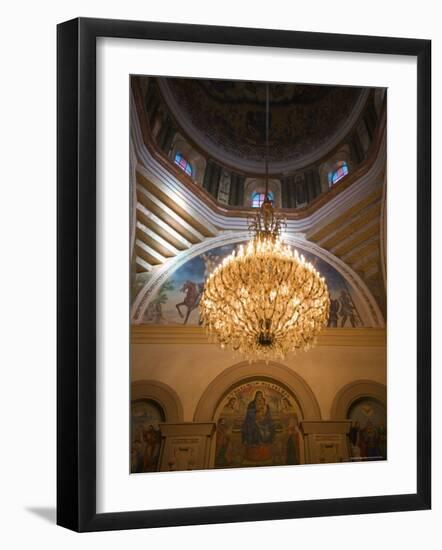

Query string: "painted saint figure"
[142, 424, 162, 471]
[241, 391, 275, 447]
[328, 298, 340, 327]
[339, 289, 360, 327]
[215, 417, 233, 466]
[286, 415, 301, 465]
[359, 420, 381, 459]
[378, 424, 387, 459]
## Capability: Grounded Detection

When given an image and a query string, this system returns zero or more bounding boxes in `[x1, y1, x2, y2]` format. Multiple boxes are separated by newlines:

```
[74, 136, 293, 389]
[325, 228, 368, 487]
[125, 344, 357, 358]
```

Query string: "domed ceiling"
[159, 78, 366, 173]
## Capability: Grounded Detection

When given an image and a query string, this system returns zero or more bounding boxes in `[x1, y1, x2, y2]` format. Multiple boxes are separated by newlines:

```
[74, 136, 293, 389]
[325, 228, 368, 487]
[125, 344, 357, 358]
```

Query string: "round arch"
[131, 380, 184, 423]
[193, 361, 321, 422]
[330, 380, 386, 420]
[132, 231, 384, 328]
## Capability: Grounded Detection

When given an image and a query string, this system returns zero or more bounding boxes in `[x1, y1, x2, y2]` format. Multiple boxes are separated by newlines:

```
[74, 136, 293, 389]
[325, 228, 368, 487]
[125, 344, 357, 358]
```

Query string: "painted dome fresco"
[159, 78, 365, 172]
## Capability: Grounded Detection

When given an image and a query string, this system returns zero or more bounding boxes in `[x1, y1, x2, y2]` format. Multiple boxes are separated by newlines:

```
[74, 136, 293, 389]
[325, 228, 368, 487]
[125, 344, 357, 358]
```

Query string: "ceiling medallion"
[200, 85, 330, 361]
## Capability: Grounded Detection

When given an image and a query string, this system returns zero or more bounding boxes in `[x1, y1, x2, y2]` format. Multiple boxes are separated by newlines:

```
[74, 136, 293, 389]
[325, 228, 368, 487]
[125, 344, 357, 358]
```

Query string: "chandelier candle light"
[199, 84, 330, 361]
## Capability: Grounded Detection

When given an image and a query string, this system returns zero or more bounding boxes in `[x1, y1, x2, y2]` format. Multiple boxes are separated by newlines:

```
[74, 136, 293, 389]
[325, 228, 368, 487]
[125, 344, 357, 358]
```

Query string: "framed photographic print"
[57, 17, 431, 532]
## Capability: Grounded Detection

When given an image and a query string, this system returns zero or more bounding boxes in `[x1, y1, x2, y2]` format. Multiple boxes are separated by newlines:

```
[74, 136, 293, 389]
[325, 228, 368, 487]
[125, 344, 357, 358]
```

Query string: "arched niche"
[194, 361, 321, 422]
[330, 380, 386, 420]
[244, 178, 282, 208]
[131, 380, 184, 423]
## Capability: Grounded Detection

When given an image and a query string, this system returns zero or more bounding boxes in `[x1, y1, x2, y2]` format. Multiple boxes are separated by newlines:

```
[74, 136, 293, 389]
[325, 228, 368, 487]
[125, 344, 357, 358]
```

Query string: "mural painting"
[131, 399, 164, 473]
[347, 398, 387, 461]
[166, 79, 363, 165]
[214, 379, 303, 469]
[142, 242, 364, 327]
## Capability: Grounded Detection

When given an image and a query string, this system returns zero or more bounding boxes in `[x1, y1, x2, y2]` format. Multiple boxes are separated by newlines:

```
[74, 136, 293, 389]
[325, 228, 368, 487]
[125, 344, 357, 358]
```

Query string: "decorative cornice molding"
[131, 325, 386, 347]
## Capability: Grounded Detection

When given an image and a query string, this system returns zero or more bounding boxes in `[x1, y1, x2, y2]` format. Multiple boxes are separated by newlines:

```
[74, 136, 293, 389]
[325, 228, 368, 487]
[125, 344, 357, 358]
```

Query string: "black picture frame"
[57, 17, 431, 532]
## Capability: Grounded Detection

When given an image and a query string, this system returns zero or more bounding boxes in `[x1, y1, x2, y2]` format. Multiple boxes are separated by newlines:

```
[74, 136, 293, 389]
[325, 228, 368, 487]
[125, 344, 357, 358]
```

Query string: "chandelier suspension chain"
[265, 83, 270, 199]
[199, 81, 330, 361]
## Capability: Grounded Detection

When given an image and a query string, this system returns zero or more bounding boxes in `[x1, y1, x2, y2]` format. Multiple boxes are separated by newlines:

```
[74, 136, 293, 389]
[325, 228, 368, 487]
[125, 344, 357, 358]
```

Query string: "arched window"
[252, 191, 273, 208]
[328, 160, 349, 187]
[174, 151, 193, 176]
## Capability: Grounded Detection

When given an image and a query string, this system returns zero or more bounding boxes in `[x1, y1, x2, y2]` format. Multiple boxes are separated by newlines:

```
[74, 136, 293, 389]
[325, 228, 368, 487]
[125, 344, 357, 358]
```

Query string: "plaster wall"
[131, 342, 386, 421]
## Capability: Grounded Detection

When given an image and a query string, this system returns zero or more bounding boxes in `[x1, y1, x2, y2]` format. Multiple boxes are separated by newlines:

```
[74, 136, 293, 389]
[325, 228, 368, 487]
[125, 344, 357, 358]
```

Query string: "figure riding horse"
[176, 280, 204, 324]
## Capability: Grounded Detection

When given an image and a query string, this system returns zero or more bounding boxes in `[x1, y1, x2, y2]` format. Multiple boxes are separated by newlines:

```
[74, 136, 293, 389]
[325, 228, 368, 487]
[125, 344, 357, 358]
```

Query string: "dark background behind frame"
[57, 17, 431, 532]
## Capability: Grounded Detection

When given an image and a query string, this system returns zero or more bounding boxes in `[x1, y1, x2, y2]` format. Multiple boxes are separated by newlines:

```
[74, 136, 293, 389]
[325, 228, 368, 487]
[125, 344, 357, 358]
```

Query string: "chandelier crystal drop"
[200, 200, 330, 361]
[199, 83, 330, 361]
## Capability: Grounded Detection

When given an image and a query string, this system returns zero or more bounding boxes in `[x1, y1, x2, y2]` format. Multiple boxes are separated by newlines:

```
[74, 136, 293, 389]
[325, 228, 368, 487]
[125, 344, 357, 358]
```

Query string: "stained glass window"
[328, 161, 349, 186]
[252, 191, 273, 208]
[174, 152, 193, 176]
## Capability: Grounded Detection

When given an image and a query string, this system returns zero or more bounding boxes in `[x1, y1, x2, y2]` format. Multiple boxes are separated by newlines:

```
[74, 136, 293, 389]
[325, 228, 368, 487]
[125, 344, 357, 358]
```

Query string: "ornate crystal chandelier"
[199, 84, 330, 361]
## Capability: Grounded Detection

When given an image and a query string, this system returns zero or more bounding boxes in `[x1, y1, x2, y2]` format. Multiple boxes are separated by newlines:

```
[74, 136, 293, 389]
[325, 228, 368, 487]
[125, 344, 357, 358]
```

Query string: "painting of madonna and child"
[130, 75, 387, 474]
[215, 383, 386, 468]
[215, 381, 305, 468]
